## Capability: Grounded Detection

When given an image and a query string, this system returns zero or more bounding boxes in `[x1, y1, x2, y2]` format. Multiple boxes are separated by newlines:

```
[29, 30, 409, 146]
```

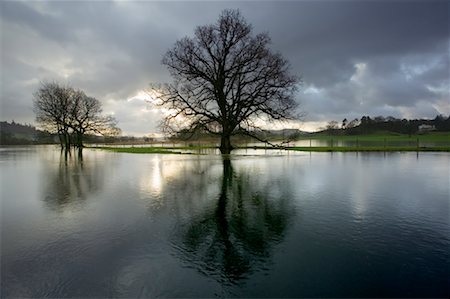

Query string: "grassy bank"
[287, 146, 450, 152]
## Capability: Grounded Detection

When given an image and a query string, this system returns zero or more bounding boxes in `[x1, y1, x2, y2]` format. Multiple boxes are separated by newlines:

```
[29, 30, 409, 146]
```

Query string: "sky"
[1, 0, 449, 136]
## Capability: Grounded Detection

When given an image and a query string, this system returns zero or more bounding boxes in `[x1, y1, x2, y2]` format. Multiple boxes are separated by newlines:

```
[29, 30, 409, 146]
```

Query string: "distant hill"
[0, 121, 118, 145]
[317, 115, 450, 136]
[0, 121, 54, 145]
[1, 121, 39, 135]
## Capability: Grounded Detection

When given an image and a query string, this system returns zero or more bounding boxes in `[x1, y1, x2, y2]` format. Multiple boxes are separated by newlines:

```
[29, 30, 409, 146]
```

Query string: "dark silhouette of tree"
[33, 82, 120, 148]
[152, 9, 300, 154]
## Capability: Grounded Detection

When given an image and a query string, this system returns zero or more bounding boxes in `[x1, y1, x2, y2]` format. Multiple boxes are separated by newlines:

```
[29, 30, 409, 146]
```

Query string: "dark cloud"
[1, 0, 448, 134]
[252, 1, 449, 83]
[1, 1, 77, 43]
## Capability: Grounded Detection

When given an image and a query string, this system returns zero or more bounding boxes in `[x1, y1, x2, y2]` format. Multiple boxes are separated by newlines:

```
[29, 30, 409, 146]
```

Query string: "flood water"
[1, 146, 449, 298]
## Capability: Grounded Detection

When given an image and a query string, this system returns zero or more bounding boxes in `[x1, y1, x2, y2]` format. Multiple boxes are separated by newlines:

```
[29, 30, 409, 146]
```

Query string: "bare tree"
[326, 120, 339, 130]
[69, 91, 120, 147]
[33, 82, 120, 148]
[151, 9, 300, 154]
[346, 118, 360, 128]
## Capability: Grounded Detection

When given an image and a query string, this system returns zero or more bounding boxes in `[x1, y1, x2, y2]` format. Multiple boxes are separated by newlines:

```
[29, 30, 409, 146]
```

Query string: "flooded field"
[1, 146, 449, 297]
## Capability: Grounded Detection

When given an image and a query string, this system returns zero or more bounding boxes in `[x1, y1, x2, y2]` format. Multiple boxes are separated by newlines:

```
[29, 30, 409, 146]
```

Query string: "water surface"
[1, 146, 449, 297]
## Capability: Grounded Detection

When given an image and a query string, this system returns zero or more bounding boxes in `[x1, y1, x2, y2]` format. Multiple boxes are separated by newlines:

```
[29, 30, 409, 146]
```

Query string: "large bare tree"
[33, 82, 120, 148]
[152, 9, 300, 154]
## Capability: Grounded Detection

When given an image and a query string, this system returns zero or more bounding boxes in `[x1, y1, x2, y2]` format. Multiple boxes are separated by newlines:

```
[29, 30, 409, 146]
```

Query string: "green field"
[291, 132, 450, 150]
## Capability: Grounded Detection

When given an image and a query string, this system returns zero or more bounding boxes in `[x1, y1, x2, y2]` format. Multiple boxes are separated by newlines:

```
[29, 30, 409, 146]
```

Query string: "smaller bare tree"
[69, 91, 120, 147]
[33, 81, 120, 148]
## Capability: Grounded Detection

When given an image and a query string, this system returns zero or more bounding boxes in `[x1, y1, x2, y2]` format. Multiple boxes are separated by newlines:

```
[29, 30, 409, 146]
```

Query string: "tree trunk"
[64, 127, 71, 148]
[219, 134, 233, 154]
[58, 133, 64, 148]
[76, 131, 84, 148]
[62, 130, 70, 148]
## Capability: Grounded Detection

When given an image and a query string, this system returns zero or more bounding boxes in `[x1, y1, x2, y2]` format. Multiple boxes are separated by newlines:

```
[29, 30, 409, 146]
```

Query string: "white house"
[418, 124, 436, 132]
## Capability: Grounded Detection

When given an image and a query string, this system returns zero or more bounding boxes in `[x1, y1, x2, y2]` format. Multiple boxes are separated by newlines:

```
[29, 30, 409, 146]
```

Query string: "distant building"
[418, 124, 436, 133]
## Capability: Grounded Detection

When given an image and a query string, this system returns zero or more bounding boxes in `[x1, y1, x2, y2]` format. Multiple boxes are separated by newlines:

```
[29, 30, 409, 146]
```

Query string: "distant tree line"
[0, 120, 125, 145]
[33, 82, 120, 148]
[324, 115, 450, 135]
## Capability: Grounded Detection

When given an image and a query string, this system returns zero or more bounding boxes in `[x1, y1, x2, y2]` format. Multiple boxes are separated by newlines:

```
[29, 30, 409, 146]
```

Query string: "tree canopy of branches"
[33, 82, 120, 148]
[152, 9, 300, 154]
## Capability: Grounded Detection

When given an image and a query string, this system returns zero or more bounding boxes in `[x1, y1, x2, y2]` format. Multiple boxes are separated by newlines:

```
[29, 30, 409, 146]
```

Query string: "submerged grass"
[89, 133, 449, 154]
[90, 146, 191, 154]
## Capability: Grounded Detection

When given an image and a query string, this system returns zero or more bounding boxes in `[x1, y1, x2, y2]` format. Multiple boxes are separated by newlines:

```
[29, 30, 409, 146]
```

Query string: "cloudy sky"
[1, 0, 448, 135]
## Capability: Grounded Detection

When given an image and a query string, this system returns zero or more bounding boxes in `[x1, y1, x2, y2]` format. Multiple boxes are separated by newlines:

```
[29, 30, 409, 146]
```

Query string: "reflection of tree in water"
[173, 158, 295, 285]
[42, 149, 105, 211]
